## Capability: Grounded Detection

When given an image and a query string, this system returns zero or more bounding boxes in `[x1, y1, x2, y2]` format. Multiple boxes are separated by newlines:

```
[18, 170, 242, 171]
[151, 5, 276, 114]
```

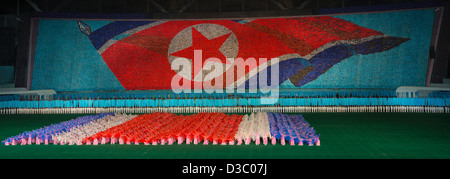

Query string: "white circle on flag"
[168, 23, 238, 81]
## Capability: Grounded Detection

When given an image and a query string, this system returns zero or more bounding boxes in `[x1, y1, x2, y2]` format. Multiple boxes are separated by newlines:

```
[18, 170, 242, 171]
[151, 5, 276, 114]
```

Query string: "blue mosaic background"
[32, 20, 125, 91]
[281, 9, 434, 89]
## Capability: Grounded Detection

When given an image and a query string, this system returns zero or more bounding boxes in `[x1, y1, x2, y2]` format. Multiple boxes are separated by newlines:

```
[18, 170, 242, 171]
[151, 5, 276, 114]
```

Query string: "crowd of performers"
[2, 112, 320, 146]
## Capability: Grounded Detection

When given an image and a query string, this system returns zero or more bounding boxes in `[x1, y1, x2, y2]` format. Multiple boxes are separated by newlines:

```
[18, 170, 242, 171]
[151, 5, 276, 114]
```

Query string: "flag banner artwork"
[31, 10, 434, 91]
[2, 113, 320, 146]
[86, 17, 407, 90]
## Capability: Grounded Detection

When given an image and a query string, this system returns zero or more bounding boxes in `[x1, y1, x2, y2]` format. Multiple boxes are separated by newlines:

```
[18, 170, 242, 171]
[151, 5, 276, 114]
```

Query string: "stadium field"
[1, 113, 449, 159]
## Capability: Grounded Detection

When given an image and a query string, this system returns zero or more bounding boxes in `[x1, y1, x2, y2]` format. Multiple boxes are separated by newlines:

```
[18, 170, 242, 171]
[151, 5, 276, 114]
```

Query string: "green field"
[1, 113, 449, 159]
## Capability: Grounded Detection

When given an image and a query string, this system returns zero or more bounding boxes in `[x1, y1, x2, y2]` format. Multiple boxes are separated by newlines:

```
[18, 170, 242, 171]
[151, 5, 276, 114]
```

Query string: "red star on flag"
[170, 27, 232, 79]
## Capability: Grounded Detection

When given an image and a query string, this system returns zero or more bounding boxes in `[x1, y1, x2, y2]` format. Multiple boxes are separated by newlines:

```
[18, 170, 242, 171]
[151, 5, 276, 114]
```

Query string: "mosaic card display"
[32, 9, 434, 91]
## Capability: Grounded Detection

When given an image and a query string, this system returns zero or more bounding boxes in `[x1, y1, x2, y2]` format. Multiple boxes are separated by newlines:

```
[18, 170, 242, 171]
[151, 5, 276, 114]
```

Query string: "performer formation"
[2, 112, 320, 146]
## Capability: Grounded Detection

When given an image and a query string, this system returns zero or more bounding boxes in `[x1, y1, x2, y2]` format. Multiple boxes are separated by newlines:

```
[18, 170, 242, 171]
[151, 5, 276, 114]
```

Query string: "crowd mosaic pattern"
[84, 16, 407, 90]
[31, 9, 436, 91]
